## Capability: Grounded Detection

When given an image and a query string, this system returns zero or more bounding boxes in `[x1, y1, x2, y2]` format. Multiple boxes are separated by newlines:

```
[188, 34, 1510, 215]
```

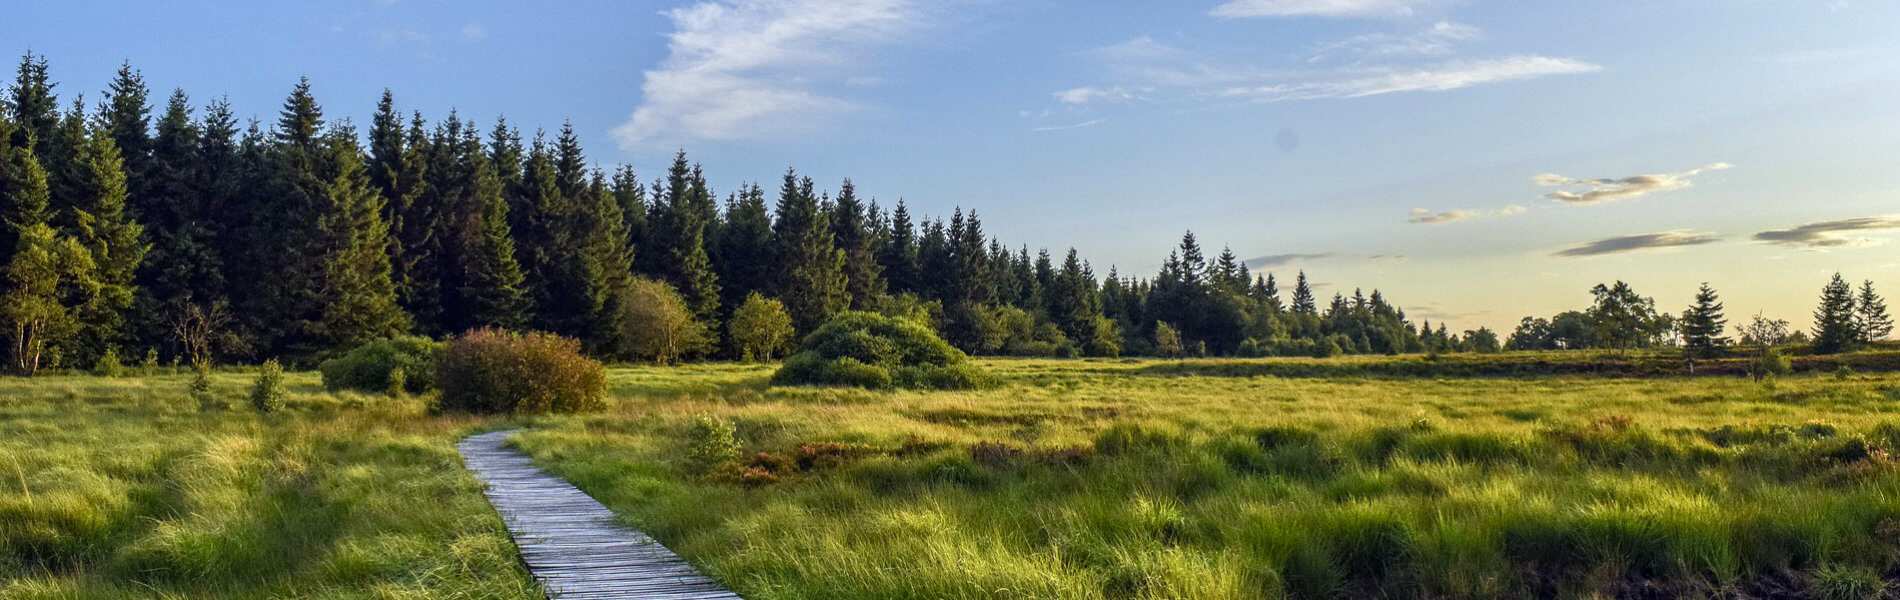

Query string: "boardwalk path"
[458, 430, 743, 600]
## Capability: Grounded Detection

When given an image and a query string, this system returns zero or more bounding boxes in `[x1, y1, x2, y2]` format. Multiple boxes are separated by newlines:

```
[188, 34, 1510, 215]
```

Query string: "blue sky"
[7, 0, 1900, 332]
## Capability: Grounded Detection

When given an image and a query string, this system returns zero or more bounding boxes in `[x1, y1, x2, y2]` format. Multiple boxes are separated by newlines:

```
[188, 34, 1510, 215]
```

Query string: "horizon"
[5, 0, 1899, 334]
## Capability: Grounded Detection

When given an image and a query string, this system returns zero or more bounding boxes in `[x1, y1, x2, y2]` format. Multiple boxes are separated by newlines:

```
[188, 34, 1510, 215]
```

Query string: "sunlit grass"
[514, 357, 1900, 599]
[0, 371, 537, 599]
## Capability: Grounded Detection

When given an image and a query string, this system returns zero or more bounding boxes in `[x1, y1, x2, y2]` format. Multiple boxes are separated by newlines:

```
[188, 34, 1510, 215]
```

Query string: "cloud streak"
[614, 0, 931, 147]
[1535, 163, 1732, 204]
[1752, 216, 1900, 248]
[1221, 56, 1599, 101]
[1212, 0, 1447, 18]
[1245, 252, 1336, 268]
[1056, 34, 1598, 108]
[1031, 119, 1106, 132]
[1407, 204, 1525, 224]
[1553, 231, 1719, 257]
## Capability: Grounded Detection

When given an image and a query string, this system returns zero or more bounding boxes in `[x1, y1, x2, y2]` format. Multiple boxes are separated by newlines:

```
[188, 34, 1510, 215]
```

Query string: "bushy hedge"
[772, 311, 991, 390]
[318, 336, 444, 394]
[436, 329, 606, 414]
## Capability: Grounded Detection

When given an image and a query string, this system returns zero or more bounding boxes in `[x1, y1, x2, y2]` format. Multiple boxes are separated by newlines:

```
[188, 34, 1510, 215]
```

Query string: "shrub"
[94, 346, 122, 377]
[729, 293, 795, 361]
[687, 414, 742, 476]
[188, 361, 214, 404]
[318, 336, 443, 394]
[772, 311, 991, 390]
[1753, 347, 1793, 381]
[615, 278, 713, 364]
[435, 328, 606, 414]
[249, 360, 286, 413]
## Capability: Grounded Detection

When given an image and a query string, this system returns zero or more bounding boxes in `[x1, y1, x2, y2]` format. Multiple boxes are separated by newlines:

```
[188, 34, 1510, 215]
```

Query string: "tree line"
[1, 55, 1885, 374]
[1505, 274, 1892, 358]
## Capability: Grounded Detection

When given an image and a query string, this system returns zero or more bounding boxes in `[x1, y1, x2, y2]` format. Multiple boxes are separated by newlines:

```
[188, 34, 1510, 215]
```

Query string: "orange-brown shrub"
[436, 328, 606, 414]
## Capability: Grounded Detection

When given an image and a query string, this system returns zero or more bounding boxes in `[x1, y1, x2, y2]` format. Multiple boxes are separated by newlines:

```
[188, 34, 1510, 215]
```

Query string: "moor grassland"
[10, 357, 1900, 599]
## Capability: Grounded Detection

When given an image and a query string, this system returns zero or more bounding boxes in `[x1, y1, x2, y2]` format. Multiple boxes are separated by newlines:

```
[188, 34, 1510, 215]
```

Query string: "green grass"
[0, 371, 538, 599]
[508, 357, 1900, 600]
[12, 355, 1900, 599]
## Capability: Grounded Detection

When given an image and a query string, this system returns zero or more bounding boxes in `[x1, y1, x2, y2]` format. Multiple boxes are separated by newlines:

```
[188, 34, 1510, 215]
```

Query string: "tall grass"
[511, 358, 1900, 599]
[0, 371, 537, 599]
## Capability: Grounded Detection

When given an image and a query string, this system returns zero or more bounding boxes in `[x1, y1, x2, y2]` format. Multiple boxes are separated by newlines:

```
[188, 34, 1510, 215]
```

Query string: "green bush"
[318, 336, 443, 394]
[772, 311, 992, 390]
[435, 328, 606, 414]
[250, 360, 286, 413]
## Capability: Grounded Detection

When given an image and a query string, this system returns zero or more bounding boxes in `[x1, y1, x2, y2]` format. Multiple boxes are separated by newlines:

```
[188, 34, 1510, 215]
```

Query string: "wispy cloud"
[1310, 21, 1480, 60]
[1553, 231, 1719, 257]
[460, 23, 488, 42]
[1221, 56, 1599, 101]
[1245, 252, 1336, 268]
[1054, 32, 1596, 109]
[1031, 119, 1106, 132]
[1535, 163, 1732, 204]
[1752, 216, 1900, 249]
[1212, 0, 1449, 18]
[1054, 86, 1134, 104]
[1407, 204, 1525, 224]
[614, 0, 935, 147]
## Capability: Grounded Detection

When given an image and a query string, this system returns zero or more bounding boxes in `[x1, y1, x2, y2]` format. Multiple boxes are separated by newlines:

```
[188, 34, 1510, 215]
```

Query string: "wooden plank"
[459, 430, 745, 600]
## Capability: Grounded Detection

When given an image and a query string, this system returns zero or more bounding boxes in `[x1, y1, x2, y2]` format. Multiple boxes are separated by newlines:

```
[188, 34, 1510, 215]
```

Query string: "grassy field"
[9, 357, 1900, 599]
[512, 359, 1900, 600]
[0, 371, 538, 600]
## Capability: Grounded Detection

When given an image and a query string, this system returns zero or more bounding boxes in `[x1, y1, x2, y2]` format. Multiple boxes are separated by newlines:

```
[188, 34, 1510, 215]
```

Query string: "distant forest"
[0, 54, 1889, 373]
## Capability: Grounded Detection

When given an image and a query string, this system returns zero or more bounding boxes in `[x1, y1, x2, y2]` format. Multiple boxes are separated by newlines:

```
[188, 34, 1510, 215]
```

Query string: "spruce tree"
[458, 146, 530, 330]
[715, 182, 773, 312]
[645, 151, 721, 323]
[514, 134, 586, 336]
[831, 178, 884, 307]
[312, 127, 408, 349]
[1812, 273, 1858, 355]
[7, 52, 59, 159]
[68, 125, 147, 365]
[770, 169, 846, 333]
[134, 89, 220, 356]
[1856, 280, 1893, 344]
[1680, 282, 1728, 360]
[880, 199, 919, 295]
[97, 62, 153, 218]
[577, 172, 640, 354]
[1, 119, 52, 260]
[1292, 271, 1316, 314]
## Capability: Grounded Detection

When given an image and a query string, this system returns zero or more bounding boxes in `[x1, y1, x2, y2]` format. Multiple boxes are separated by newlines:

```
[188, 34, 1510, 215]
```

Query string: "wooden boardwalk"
[458, 430, 743, 600]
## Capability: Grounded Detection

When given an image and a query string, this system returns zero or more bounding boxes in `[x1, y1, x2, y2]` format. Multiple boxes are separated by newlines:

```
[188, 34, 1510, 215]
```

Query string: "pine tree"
[457, 146, 530, 331]
[646, 151, 721, 323]
[97, 62, 153, 219]
[312, 127, 408, 349]
[831, 178, 884, 307]
[1812, 273, 1858, 355]
[880, 200, 919, 295]
[1, 118, 52, 260]
[1856, 280, 1893, 344]
[1292, 271, 1316, 314]
[68, 124, 147, 365]
[770, 169, 846, 333]
[1680, 282, 1728, 360]
[514, 133, 586, 336]
[133, 89, 219, 356]
[715, 182, 773, 312]
[577, 172, 641, 354]
[8, 52, 59, 159]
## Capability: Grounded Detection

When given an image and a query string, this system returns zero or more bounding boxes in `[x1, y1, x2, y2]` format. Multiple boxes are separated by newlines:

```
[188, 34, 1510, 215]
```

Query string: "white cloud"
[1212, 0, 1448, 18]
[1031, 119, 1107, 132]
[1553, 231, 1720, 257]
[460, 23, 488, 42]
[1535, 162, 1732, 204]
[1054, 87, 1132, 104]
[1407, 204, 1525, 224]
[1311, 21, 1480, 60]
[1221, 56, 1599, 101]
[1753, 216, 1900, 249]
[614, 0, 933, 147]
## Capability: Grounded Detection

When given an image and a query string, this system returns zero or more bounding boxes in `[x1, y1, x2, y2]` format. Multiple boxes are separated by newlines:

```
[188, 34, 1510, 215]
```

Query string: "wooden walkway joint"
[459, 430, 743, 600]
